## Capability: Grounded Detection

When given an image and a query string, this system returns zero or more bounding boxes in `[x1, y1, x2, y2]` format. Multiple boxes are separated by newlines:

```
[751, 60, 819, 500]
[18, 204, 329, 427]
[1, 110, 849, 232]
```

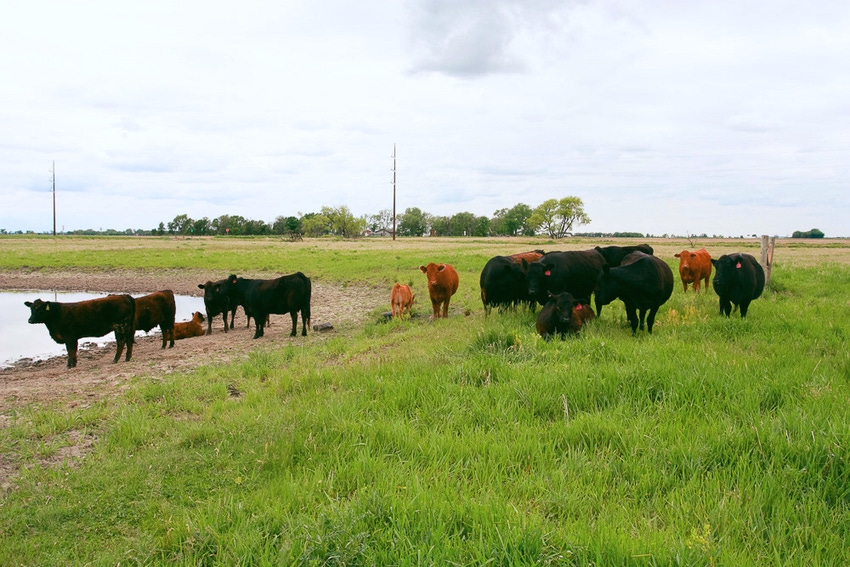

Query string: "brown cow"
[24, 295, 136, 369]
[134, 290, 177, 348]
[390, 283, 415, 319]
[419, 262, 459, 319]
[674, 249, 712, 292]
[172, 311, 206, 340]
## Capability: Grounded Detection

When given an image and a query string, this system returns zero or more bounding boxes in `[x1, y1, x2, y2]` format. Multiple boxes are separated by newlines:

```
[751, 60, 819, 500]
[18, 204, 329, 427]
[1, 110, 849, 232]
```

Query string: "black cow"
[198, 279, 237, 335]
[479, 250, 544, 314]
[223, 272, 312, 338]
[536, 291, 589, 341]
[24, 294, 136, 368]
[595, 251, 674, 334]
[134, 290, 176, 349]
[594, 244, 654, 267]
[523, 249, 607, 311]
[711, 253, 765, 317]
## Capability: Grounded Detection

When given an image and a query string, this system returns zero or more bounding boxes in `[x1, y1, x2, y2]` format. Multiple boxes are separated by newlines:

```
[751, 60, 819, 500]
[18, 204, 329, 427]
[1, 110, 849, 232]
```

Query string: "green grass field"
[1, 235, 849, 565]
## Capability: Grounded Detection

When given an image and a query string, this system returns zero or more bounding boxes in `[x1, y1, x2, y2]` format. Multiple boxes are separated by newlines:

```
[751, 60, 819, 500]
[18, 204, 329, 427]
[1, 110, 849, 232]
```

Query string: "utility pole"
[52, 161, 57, 236]
[391, 144, 397, 241]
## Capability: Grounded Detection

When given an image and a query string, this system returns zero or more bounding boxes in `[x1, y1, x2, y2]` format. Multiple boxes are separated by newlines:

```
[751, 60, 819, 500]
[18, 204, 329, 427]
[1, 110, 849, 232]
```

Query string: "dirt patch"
[0, 269, 389, 413]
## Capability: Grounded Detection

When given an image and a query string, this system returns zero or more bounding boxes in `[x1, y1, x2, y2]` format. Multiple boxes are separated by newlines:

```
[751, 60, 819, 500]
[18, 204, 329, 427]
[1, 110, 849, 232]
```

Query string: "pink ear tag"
[736, 262, 742, 269]
[544, 270, 551, 276]
[575, 304, 582, 311]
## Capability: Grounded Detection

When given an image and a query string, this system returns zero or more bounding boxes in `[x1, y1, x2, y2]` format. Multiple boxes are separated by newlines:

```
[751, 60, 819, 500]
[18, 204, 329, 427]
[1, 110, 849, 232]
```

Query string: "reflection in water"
[2, 291, 206, 367]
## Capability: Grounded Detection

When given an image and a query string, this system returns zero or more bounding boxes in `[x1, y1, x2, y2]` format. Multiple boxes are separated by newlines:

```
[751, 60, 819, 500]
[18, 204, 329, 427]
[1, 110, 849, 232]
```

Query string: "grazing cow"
[172, 311, 206, 340]
[223, 272, 312, 338]
[536, 292, 592, 341]
[134, 290, 176, 349]
[711, 253, 765, 317]
[594, 244, 655, 267]
[198, 279, 236, 335]
[24, 294, 135, 368]
[390, 283, 415, 318]
[523, 249, 607, 312]
[419, 263, 459, 319]
[595, 251, 674, 334]
[674, 248, 713, 292]
[479, 250, 544, 314]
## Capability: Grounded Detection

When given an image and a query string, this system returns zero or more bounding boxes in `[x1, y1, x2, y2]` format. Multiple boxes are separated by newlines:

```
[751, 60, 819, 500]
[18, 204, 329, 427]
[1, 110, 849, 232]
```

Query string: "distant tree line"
[791, 228, 825, 239]
[146, 197, 592, 238]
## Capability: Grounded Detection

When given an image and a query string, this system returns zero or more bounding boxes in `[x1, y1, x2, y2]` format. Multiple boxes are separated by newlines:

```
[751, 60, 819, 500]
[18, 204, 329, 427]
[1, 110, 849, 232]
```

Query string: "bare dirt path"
[0, 269, 388, 413]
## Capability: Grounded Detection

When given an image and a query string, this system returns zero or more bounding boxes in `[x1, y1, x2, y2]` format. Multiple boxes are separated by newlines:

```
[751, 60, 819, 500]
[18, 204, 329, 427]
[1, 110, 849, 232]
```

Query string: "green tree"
[320, 206, 366, 238]
[367, 209, 394, 234]
[491, 203, 533, 236]
[430, 215, 451, 236]
[167, 214, 193, 235]
[301, 213, 331, 237]
[192, 217, 211, 236]
[528, 197, 590, 238]
[398, 207, 430, 237]
[273, 216, 301, 235]
[450, 212, 477, 236]
[474, 215, 491, 236]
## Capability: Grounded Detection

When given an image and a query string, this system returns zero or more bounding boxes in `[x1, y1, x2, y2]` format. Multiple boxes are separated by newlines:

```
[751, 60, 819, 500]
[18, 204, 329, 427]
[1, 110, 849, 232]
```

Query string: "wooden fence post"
[760, 235, 776, 287]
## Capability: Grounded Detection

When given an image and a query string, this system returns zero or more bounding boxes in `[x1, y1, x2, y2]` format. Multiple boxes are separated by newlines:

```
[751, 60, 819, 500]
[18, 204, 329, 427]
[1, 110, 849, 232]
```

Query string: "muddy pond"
[1, 291, 206, 367]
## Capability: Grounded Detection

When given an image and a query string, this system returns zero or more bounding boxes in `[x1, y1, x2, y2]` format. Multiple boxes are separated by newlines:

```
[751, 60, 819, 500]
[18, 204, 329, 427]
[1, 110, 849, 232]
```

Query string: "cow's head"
[419, 263, 445, 285]
[674, 250, 697, 271]
[199, 280, 226, 302]
[594, 264, 621, 307]
[524, 261, 553, 304]
[24, 299, 51, 324]
[711, 254, 745, 289]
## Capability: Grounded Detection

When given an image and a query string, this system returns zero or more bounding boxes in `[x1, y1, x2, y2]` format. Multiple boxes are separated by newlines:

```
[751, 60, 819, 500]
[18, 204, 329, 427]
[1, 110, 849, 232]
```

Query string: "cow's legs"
[646, 307, 658, 334]
[66, 339, 79, 368]
[290, 311, 298, 336]
[441, 300, 450, 318]
[125, 327, 134, 361]
[114, 330, 125, 363]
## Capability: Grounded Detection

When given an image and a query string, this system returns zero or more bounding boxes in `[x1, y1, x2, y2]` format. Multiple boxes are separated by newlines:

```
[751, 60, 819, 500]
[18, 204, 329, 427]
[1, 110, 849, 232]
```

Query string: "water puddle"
[1, 291, 206, 367]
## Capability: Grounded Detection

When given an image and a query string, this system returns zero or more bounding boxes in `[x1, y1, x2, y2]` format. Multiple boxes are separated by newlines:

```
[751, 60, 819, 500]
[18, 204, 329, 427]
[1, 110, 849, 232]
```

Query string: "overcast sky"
[2, 1, 848, 236]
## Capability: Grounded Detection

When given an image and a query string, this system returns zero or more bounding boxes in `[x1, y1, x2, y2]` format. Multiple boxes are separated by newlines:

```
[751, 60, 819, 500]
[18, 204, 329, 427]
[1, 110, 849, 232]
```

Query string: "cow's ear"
[521, 259, 528, 268]
[437, 264, 446, 272]
[674, 253, 681, 258]
[711, 259, 717, 267]
[690, 253, 697, 259]
[419, 265, 427, 273]
[198, 284, 204, 289]
[24, 301, 32, 307]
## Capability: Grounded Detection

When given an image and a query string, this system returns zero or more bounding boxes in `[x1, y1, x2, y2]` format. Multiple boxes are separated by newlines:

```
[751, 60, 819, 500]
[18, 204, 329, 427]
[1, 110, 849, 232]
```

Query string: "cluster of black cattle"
[24, 245, 766, 369]
[24, 272, 312, 369]
[479, 244, 766, 340]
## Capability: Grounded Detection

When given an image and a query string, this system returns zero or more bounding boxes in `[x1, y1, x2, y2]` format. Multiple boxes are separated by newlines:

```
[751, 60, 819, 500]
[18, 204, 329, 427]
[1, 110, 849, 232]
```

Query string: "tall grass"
[1, 236, 849, 565]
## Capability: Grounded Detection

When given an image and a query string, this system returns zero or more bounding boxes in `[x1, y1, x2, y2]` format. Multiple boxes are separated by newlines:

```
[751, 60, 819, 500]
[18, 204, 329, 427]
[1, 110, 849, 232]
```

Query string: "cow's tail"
[299, 272, 312, 330]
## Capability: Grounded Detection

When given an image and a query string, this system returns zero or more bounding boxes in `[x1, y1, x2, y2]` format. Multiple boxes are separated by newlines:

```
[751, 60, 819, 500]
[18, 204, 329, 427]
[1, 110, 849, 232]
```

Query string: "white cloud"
[1, 0, 849, 236]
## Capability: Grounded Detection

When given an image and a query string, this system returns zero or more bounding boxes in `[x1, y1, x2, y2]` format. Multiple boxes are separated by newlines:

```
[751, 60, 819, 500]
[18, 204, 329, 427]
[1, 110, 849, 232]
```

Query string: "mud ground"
[0, 269, 389, 413]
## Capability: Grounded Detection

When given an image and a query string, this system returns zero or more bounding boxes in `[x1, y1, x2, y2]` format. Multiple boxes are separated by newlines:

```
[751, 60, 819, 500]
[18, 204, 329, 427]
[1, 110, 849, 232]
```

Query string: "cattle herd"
[23, 245, 766, 369]
[474, 244, 765, 340]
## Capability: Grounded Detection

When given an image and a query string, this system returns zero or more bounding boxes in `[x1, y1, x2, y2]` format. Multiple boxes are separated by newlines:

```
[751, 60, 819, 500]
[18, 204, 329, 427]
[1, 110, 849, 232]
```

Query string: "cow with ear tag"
[536, 291, 594, 341]
[595, 251, 674, 335]
[711, 253, 765, 317]
[24, 294, 136, 368]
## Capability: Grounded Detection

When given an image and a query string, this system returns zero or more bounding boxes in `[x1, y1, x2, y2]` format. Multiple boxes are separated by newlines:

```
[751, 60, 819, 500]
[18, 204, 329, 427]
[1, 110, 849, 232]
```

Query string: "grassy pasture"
[1, 235, 849, 565]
